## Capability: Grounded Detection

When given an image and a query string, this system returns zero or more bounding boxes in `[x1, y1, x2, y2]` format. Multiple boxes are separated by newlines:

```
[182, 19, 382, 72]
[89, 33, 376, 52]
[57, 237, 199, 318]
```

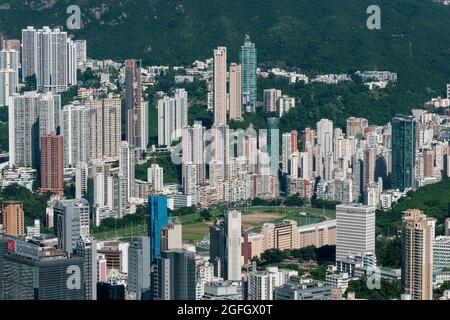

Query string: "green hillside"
[377, 179, 450, 236]
[0, 0, 450, 92]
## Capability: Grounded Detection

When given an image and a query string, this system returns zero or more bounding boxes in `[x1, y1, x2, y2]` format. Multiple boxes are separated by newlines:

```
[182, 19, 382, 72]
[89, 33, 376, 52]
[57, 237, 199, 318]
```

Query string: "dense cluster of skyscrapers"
[0, 26, 450, 301]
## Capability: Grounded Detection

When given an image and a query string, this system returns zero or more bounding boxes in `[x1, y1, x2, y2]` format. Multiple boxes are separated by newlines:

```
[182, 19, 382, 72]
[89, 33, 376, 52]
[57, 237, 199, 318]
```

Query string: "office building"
[336, 204, 376, 262]
[97, 282, 125, 300]
[53, 199, 90, 254]
[267, 118, 280, 175]
[74, 237, 97, 300]
[225, 210, 242, 281]
[154, 249, 197, 300]
[1, 201, 25, 237]
[148, 195, 169, 264]
[262, 220, 299, 251]
[213, 47, 227, 125]
[298, 220, 337, 249]
[160, 220, 182, 251]
[433, 236, 450, 272]
[247, 267, 297, 300]
[402, 209, 435, 300]
[274, 277, 331, 300]
[392, 115, 416, 191]
[128, 236, 151, 300]
[2, 240, 85, 300]
[39, 132, 64, 196]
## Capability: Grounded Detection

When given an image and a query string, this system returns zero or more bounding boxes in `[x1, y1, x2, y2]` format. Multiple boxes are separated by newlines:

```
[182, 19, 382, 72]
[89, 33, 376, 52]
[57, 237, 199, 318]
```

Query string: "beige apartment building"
[402, 209, 436, 300]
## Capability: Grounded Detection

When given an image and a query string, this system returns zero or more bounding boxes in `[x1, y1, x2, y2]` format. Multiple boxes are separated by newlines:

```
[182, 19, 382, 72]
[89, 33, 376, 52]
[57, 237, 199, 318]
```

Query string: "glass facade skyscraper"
[240, 35, 257, 112]
[148, 195, 169, 264]
[391, 115, 416, 192]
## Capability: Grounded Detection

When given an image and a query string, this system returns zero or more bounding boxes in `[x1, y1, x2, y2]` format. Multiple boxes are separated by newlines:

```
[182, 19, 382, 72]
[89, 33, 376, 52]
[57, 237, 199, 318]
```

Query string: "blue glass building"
[148, 195, 169, 264]
[240, 35, 257, 112]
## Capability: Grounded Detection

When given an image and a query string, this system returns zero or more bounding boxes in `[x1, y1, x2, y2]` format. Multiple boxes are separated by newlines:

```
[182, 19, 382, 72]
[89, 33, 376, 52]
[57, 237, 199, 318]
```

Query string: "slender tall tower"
[240, 35, 257, 112]
[229, 63, 242, 121]
[402, 209, 435, 300]
[225, 210, 242, 281]
[392, 115, 416, 191]
[213, 47, 227, 125]
[148, 195, 169, 264]
[21, 26, 37, 80]
[125, 59, 142, 149]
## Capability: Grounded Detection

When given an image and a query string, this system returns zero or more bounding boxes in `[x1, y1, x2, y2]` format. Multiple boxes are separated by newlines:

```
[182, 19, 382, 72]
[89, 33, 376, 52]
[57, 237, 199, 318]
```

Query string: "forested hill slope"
[0, 0, 450, 92]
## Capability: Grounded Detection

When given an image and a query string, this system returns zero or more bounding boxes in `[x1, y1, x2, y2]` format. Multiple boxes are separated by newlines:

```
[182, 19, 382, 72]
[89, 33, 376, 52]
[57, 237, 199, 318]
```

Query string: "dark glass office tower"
[391, 115, 416, 191]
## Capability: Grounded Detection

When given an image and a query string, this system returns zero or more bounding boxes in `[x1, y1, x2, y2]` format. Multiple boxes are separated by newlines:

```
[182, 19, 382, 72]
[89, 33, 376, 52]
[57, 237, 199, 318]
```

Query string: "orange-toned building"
[2, 201, 25, 237]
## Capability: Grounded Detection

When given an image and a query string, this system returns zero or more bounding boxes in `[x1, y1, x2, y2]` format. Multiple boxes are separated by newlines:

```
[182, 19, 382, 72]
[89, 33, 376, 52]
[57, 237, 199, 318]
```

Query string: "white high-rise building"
[336, 204, 376, 262]
[184, 162, 197, 198]
[0, 49, 19, 88]
[86, 96, 121, 160]
[317, 119, 334, 156]
[0, 69, 16, 106]
[213, 47, 227, 125]
[158, 90, 188, 146]
[61, 103, 90, 167]
[75, 162, 89, 199]
[120, 141, 135, 202]
[225, 210, 242, 281]
[148, 163, 164, 192]
[277, 95, 295, 117]
[38, 92, 60, 139]
[290, 152, 300, 178]
[182, 121, 206, 188]
[67, 38, 77, 87]
[140, 101, 149, 151]
[23, 26, 77, 93]
[281, 133, 292, 174]
[9, 92, 60, 168]
[248, 267, 297, 300]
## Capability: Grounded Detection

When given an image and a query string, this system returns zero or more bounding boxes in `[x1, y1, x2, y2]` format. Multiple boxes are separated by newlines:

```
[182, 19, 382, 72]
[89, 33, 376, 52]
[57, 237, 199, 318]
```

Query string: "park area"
[92, 206, 336, 244]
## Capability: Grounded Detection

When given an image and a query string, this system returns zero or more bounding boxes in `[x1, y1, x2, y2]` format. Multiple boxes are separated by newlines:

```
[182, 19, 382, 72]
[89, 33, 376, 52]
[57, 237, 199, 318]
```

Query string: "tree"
[376, 237, 402, 267]
[200, 209, 212, 221]
[315, 245, 336, 265]
[261, 249, 285, 265]
[283, 194, 307, 207]
[291, 246, 316, 262]
[345, 278, 401, 300]
[310, 264, 329, 281]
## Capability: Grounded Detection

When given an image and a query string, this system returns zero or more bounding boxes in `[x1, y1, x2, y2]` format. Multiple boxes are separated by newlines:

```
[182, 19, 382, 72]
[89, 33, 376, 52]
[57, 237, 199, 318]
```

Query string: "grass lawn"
[92, 206, 336, 244]
[93, 224, 147, 241]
